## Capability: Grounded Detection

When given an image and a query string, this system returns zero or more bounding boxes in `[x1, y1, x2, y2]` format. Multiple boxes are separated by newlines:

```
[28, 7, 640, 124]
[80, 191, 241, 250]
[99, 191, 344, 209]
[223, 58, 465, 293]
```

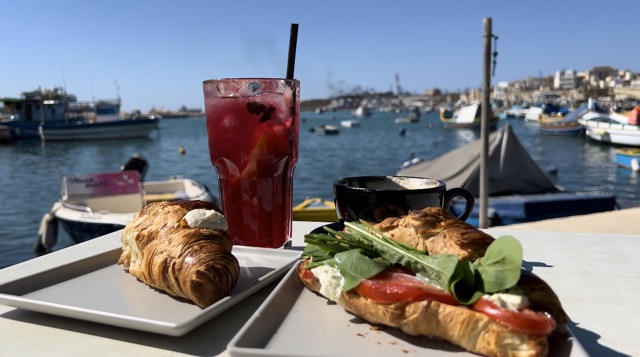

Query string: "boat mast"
[479, 18, 493, 229]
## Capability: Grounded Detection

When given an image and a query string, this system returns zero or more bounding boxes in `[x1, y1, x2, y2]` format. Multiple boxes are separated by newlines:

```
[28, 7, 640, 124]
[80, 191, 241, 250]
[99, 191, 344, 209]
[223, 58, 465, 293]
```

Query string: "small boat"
[614, 148, 640, 171]
[503, 105, 526, 118]
[1, 87, 85, 139]
[538, 120, 584, 135]
[520, 103, 545, 121]
[292, 197, 338, 222]
[394, 107, 421, 123]
[440, 102, 498, 129]
[579, 118, 640, 146]
[530, 103, 569, 122]
[352, 105, 372, 118]
[537, 106, 585, 136]
[340, 119, 361, 128]
[39, 116, 160, 141]
[35, 155, 216, 252]
[312, 124, 339, 135]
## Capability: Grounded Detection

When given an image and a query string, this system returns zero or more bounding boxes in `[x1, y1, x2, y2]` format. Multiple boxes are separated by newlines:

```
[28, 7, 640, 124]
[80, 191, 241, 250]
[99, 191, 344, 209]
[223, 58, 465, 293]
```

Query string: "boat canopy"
[397, 123, 559, 197]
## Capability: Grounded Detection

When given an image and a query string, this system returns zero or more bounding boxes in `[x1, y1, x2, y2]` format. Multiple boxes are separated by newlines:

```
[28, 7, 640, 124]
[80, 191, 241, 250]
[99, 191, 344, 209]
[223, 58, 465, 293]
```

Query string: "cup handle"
[442, 188, 475, 221]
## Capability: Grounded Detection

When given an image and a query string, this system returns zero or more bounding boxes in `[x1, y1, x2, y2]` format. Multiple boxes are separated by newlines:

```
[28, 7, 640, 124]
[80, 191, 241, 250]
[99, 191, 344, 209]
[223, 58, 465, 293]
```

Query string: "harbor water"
[1, 111, 639, 268]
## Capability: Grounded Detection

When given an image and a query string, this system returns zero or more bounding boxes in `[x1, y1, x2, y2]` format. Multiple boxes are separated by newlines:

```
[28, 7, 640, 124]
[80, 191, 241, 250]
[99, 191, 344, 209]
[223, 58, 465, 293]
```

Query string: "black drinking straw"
[286, 23, 299, 79]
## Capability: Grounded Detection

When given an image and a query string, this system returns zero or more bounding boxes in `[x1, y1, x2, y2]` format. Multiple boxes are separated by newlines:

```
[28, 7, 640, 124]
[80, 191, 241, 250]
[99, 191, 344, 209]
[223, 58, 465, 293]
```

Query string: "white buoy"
[34, 212, 58, 254]
[631, 158, 639, 172]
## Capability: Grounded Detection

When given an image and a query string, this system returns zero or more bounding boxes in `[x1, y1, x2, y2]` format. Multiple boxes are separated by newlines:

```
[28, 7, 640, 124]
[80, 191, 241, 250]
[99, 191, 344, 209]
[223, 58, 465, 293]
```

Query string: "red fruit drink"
[203, 79, 299, 248]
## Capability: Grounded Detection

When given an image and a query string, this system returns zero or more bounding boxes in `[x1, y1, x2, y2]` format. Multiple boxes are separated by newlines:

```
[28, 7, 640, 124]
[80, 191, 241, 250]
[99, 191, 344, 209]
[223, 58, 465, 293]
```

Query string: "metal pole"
[480, 18, 492, 229]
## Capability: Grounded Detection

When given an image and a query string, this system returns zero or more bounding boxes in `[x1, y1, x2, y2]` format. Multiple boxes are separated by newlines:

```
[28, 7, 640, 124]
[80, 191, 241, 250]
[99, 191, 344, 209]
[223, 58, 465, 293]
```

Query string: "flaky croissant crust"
[118, 200, 240, 308]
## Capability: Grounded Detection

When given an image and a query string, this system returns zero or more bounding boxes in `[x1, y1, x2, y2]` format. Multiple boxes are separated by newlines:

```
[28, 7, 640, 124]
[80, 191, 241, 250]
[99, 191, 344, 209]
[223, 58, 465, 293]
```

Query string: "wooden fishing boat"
[293, 197, 338, 222]
[615, 148, 640, 171]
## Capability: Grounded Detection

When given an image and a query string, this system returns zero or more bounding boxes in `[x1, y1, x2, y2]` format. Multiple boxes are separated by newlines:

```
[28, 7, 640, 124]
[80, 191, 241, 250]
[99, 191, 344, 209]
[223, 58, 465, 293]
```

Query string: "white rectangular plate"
[228, 261, 589, 357]
[0, 245, 300, 336]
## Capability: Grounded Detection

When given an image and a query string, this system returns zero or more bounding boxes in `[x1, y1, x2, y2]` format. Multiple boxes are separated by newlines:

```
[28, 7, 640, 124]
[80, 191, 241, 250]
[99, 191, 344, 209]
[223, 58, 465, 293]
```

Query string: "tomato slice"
[300, 267, 318, 283]
[356, 271, 459, 306]
[473, 297, 556, 336]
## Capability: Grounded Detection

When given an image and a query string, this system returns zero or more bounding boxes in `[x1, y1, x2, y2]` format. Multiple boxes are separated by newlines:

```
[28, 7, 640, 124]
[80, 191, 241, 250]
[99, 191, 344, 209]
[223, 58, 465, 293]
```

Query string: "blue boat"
[0, 87, 90, 139]
[615, 148, 640, 171]
[39, 116, 160, 141]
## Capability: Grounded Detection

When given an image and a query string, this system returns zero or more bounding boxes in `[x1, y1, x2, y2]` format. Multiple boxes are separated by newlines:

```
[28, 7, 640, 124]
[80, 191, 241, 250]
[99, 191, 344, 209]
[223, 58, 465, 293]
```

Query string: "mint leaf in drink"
[247, 101, 275, 123]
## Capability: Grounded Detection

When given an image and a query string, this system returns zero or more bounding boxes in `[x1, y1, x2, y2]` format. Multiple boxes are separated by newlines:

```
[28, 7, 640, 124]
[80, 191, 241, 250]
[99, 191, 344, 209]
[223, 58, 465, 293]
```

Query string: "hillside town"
[303, 65, 640, 113]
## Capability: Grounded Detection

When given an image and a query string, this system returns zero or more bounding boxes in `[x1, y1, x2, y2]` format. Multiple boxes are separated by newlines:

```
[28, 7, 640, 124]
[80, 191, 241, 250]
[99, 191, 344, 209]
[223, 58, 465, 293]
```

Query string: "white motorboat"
[579, 117, 640, 146]
[440, 102, 498, 128]
[352, 105, 372, 118]
[394, 106, 421, 123]
[578, 101, 640, 146]
[340, 119, 361, 128]
[35, 155, 216, 253]
[312, 124, 339, 135]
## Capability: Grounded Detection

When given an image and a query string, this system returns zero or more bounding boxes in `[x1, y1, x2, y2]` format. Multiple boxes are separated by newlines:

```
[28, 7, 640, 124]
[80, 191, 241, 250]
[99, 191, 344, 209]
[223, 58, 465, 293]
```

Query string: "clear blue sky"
[2, 1, 639, 112]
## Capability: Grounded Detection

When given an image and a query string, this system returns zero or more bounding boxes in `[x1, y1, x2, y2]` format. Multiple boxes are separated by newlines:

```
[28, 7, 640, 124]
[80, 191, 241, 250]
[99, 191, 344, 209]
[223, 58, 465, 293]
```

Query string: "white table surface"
[0, 222, 637, 356]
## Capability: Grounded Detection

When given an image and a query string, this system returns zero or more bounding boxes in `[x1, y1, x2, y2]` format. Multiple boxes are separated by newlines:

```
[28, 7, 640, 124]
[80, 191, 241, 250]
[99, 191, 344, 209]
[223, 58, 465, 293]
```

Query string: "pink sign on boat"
[63, 171, 142, 198]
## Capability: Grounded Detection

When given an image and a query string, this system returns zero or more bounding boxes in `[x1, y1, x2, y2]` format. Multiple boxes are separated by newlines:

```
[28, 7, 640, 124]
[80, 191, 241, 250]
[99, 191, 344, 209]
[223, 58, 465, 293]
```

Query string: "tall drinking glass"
[203, 78, 299, 248]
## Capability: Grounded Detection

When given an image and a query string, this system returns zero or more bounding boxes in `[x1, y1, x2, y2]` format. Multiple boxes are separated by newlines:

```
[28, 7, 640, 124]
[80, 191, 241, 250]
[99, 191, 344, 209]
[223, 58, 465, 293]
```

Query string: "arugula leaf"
[474, 236, 522, 292]
[449, 260, 484, 304]
[333, 250, 390, 291]
[302, 222, 524, 305]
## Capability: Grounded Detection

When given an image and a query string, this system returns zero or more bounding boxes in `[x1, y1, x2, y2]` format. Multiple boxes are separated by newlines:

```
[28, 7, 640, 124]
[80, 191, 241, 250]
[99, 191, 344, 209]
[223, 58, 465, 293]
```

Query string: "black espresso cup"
[333, 176, 474, 223]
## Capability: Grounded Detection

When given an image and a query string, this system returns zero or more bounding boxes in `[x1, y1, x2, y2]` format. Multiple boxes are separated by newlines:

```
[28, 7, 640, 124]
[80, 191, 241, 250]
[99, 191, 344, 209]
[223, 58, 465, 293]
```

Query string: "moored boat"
[352, 105, 372, 118]
[0, 87, 86, 139]
[35, 155, 216, 252]
[311, 124, 339, 135]
[39, 116, 160, 141]
[537, 105, 585, 135]
[394, 106, 421, 124]
[579, 117, 640, 146]
[440, 102, 498, 129]
[292, 197, 338, 222]
[340, 119, 361, 128]
[614, 148, 640, 171]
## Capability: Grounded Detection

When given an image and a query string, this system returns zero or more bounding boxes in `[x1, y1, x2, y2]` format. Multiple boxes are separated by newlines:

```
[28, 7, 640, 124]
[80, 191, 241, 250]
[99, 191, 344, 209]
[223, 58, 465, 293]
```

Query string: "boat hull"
[440, 103, 498, 128]
[4, 120, 77, 140]
[58, 217, 126, 243]
[50, 177, 215, 245]
[292, 197, 338, 222]
[580, 119, 640, 146]
[450, 192, 617, 227]
[40, 118, 159, 141]
[538, 121, 584, 136]
[615, 148, 640, 169]
[441, 120, 498, 129]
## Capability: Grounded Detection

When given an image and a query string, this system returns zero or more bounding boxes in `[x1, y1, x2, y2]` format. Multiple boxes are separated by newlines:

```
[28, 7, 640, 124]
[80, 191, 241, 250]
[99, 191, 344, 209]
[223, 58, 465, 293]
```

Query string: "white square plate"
[0, 245, 300, 336]
[228, 261, 588, 357]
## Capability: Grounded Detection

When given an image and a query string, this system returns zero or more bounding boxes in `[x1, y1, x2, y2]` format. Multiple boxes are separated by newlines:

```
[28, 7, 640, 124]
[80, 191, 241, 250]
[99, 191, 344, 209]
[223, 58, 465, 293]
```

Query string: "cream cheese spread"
[486, 291, 529, 310]
[312, 265, 344, 302]
[184, 209, 228, 231]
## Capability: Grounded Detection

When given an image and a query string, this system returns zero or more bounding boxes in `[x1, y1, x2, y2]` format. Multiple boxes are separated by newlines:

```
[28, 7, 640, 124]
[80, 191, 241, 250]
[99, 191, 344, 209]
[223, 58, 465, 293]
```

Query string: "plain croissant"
[117, 200, 240, 308]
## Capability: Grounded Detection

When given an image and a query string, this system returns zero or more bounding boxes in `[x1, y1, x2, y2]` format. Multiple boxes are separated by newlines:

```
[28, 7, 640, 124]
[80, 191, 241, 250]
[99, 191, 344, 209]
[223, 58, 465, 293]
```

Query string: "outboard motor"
[121, 154, 149, 181]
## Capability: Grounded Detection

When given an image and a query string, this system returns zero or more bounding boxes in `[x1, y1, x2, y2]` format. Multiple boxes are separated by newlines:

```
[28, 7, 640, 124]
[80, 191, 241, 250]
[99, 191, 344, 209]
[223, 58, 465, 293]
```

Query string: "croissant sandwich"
[118, 200, 240, 308]
[299, 207, 568, 357]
